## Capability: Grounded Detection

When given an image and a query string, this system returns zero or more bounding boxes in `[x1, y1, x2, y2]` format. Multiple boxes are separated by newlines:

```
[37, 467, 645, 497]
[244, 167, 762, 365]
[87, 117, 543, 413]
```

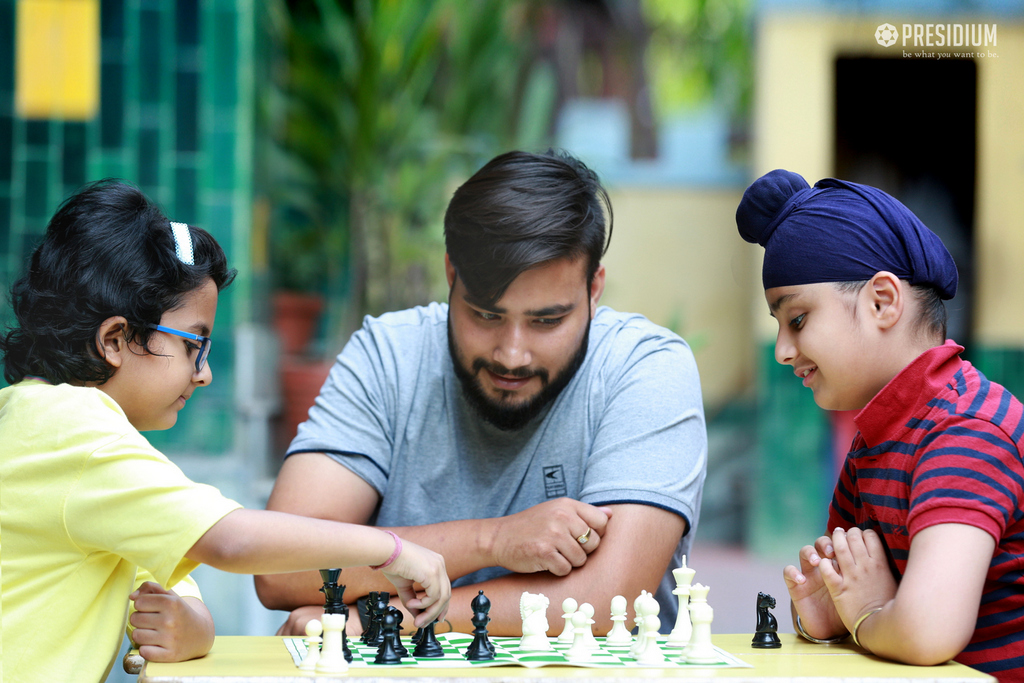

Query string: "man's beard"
[447, 314, 590, 432]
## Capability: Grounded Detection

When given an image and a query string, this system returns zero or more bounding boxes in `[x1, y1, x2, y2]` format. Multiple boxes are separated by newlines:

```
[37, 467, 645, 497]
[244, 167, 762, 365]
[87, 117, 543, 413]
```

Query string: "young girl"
[0, 180, 450, 683]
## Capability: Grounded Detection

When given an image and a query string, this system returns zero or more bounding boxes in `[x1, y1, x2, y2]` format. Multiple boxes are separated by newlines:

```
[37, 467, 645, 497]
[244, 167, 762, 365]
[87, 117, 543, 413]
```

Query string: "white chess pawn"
[578, 602, 599, 650]
[557, 597, 578, 643]
[316, 612, 349, 674]
[298, 618, 322, 671]
[666, 557, 696, 648]
[605, 595, 632, 645]
[565, 611, 597, 661]
[636, 614, 667, 665]
[684, 583, 717, 664]
[631, 593, 659, 657]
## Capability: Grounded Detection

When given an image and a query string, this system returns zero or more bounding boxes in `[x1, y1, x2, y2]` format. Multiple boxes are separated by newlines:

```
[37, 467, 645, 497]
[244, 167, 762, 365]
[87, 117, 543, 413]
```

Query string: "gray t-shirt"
[288, 303, 707, 626]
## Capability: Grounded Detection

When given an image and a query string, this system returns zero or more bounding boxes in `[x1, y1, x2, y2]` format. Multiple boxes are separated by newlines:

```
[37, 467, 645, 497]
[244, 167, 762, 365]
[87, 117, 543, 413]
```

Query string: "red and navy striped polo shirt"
[828, 340, 1024, 680]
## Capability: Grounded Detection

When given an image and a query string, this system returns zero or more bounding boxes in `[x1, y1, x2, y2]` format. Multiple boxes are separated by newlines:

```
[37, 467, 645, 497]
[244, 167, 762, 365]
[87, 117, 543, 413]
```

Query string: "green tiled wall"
[749, 343, 833, 559]
[0, 0, 256, 456]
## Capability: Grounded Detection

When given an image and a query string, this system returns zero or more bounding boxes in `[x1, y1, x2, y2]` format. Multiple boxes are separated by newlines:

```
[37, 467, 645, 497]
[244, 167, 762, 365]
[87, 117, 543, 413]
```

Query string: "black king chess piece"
[413, 619, 444, 658]
[464, 590, 495, 660]
[319, 568, 353, 662]
[751, 591, 782, 649]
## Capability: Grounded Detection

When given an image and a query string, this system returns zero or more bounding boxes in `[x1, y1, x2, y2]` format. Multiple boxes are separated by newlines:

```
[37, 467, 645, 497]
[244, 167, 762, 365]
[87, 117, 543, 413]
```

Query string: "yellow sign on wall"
[15, 0, 100, 120]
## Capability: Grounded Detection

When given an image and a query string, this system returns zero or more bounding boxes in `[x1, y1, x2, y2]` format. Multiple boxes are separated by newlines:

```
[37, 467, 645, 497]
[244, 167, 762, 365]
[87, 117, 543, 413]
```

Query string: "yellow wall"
[975, 26, 1024, 345]
[754, 15, 1024, 346]
[601, 187, 754, 410]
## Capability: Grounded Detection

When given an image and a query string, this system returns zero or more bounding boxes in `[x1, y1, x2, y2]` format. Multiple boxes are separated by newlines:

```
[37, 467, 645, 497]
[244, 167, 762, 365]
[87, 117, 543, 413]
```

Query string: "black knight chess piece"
[319, 568, 352, 662]
[365, 591, 391, 648]
[413, 620, 444, 658]
[751, 592, 782, 648]
[464, 590, 495, 660]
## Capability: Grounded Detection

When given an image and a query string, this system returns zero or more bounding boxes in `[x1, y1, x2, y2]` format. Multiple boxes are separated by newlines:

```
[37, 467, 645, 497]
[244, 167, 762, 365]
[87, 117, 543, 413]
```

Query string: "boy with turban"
[737, 169, 1024, 681]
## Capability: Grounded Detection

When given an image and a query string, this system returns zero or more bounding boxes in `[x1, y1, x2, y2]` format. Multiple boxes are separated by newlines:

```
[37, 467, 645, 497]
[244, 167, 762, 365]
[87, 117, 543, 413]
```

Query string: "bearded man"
[255, 150, 707, 637]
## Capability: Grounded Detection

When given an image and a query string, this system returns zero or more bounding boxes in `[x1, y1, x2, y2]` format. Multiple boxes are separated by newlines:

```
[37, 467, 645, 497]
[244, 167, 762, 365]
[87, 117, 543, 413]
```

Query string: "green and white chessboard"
[285, 632, 751, 669]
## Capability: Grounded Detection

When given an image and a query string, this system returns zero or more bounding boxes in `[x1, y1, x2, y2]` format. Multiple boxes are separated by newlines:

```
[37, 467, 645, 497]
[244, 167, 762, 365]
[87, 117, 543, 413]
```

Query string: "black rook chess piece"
[751, 592, 782, 649]
[413, 620, 445, 658]
[464, 590, 495, 661]
[319, 568, 352, 662]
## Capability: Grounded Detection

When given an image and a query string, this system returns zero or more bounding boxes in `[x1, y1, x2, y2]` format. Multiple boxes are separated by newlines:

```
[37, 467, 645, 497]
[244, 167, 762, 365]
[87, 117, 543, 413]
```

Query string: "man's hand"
[489, 498, 612, 576]
[129, 582, 215, 662]
[818, 527, 897, 632]
[783, 534, 846, 639]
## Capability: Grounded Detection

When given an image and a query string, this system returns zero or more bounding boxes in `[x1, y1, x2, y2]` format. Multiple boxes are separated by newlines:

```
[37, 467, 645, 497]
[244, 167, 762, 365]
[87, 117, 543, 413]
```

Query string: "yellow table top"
[138, 634, 995, 683]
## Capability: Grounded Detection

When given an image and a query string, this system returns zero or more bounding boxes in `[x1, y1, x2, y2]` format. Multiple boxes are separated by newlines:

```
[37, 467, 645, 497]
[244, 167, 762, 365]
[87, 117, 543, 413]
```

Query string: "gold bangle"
[852, 607, 884, 648]
[795, 615, 848, 644]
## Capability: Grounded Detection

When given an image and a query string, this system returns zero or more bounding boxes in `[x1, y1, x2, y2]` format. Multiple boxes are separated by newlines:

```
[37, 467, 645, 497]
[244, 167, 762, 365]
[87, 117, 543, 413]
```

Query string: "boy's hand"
[783, 535, 846, 638]
[129, 582, 215, 662]
[818, 527, 897, 632]
[381, 538, 451, 628]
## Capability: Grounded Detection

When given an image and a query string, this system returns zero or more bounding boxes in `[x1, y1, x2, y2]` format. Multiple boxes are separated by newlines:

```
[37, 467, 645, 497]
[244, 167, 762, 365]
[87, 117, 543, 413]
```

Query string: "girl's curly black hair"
[0, 179, 236, 385]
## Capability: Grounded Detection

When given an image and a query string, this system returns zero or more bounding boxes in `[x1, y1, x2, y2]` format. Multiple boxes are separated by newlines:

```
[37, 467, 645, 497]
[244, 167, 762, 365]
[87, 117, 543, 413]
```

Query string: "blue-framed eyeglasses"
[147, 324, 212, 373]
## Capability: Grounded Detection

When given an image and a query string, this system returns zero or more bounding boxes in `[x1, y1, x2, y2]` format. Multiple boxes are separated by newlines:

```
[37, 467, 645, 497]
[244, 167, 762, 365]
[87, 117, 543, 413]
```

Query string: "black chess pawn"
[374, 608, 404, 664]
[388, 606, 409, 657]
[751, 591, 782, 649]
[413, 620, 444, 658]
[319, 568, 352, 662]
[464, 590, 495, 661]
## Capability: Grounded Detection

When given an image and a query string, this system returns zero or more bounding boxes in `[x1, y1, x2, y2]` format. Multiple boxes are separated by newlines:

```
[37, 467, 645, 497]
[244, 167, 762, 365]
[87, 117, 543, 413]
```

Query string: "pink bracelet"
[370, 530, 402, 570]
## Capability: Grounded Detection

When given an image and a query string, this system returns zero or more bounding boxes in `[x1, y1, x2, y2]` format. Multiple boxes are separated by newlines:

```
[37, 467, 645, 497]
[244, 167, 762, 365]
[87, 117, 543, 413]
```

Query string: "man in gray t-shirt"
[256, 150, 707, 638]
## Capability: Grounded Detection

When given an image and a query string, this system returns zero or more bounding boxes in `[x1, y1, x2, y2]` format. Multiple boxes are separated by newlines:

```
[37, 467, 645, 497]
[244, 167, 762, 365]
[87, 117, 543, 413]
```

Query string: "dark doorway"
[834, 57, 976, 346]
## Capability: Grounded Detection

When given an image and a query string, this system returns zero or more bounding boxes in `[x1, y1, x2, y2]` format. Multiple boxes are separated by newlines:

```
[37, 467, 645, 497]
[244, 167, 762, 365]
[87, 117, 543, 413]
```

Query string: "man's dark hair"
[444, 149, 613, 306]
[0, 179, 236, 385]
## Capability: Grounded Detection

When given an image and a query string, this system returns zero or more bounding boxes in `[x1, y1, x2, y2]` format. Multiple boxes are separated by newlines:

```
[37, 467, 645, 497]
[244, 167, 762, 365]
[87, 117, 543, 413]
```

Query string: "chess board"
[284, 632, 751, 669]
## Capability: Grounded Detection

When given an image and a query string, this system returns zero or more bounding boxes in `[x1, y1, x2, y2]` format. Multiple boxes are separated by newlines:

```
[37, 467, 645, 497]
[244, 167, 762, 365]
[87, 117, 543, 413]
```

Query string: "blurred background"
[2, 0, 1023, 678]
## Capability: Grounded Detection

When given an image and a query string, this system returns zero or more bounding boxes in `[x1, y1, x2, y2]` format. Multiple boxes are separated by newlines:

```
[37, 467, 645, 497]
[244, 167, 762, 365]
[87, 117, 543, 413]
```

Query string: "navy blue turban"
[735, 169, 958, 300]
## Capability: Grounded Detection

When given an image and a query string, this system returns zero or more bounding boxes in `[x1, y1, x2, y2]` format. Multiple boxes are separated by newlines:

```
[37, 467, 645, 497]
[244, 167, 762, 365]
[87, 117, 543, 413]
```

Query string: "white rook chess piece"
[316, 612, 349, 674]
[666, 556, 696, 648]
[298, 618, 322, 671]
[605, 595, 632, 645]
[684, 583, 717, 664]
[557, 597, 578, 643]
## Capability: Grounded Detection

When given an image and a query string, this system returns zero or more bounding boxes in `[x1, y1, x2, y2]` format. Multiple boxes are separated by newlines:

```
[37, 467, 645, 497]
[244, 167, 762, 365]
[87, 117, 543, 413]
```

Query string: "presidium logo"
[874, 22, 997, 48]
[875, 23, 899, 47]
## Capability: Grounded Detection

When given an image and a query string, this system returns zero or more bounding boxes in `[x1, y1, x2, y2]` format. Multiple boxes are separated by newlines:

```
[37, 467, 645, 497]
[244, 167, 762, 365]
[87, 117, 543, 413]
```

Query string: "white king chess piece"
[684, 583, 718, 664]
[666, 556, 696, 647]
[518, 591, 554, 651]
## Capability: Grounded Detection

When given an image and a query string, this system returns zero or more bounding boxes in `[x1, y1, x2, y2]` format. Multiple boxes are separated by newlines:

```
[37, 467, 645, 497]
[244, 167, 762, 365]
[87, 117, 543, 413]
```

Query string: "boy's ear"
[445, 253, 456, 289]
[865, 271, 904, 330]
[589, 264, 606, 318]
[94, 316, 131, 368]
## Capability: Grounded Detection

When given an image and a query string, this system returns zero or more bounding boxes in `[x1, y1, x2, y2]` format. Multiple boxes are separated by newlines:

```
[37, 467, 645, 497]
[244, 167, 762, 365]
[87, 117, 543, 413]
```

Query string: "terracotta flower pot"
[272, 291, 324, 356]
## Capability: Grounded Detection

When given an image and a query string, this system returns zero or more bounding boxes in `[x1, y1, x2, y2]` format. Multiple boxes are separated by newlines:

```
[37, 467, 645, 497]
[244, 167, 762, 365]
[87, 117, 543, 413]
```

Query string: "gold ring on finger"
[576, 528, 592, 544]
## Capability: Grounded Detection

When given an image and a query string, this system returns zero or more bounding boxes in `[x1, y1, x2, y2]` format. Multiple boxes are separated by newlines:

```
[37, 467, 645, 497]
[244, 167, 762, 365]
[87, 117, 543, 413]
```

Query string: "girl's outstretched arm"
[187, 509, 450, 628]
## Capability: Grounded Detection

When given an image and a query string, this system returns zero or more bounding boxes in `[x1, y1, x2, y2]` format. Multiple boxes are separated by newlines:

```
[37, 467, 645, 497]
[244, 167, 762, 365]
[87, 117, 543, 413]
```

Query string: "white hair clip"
[170, 221, 194, 265]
